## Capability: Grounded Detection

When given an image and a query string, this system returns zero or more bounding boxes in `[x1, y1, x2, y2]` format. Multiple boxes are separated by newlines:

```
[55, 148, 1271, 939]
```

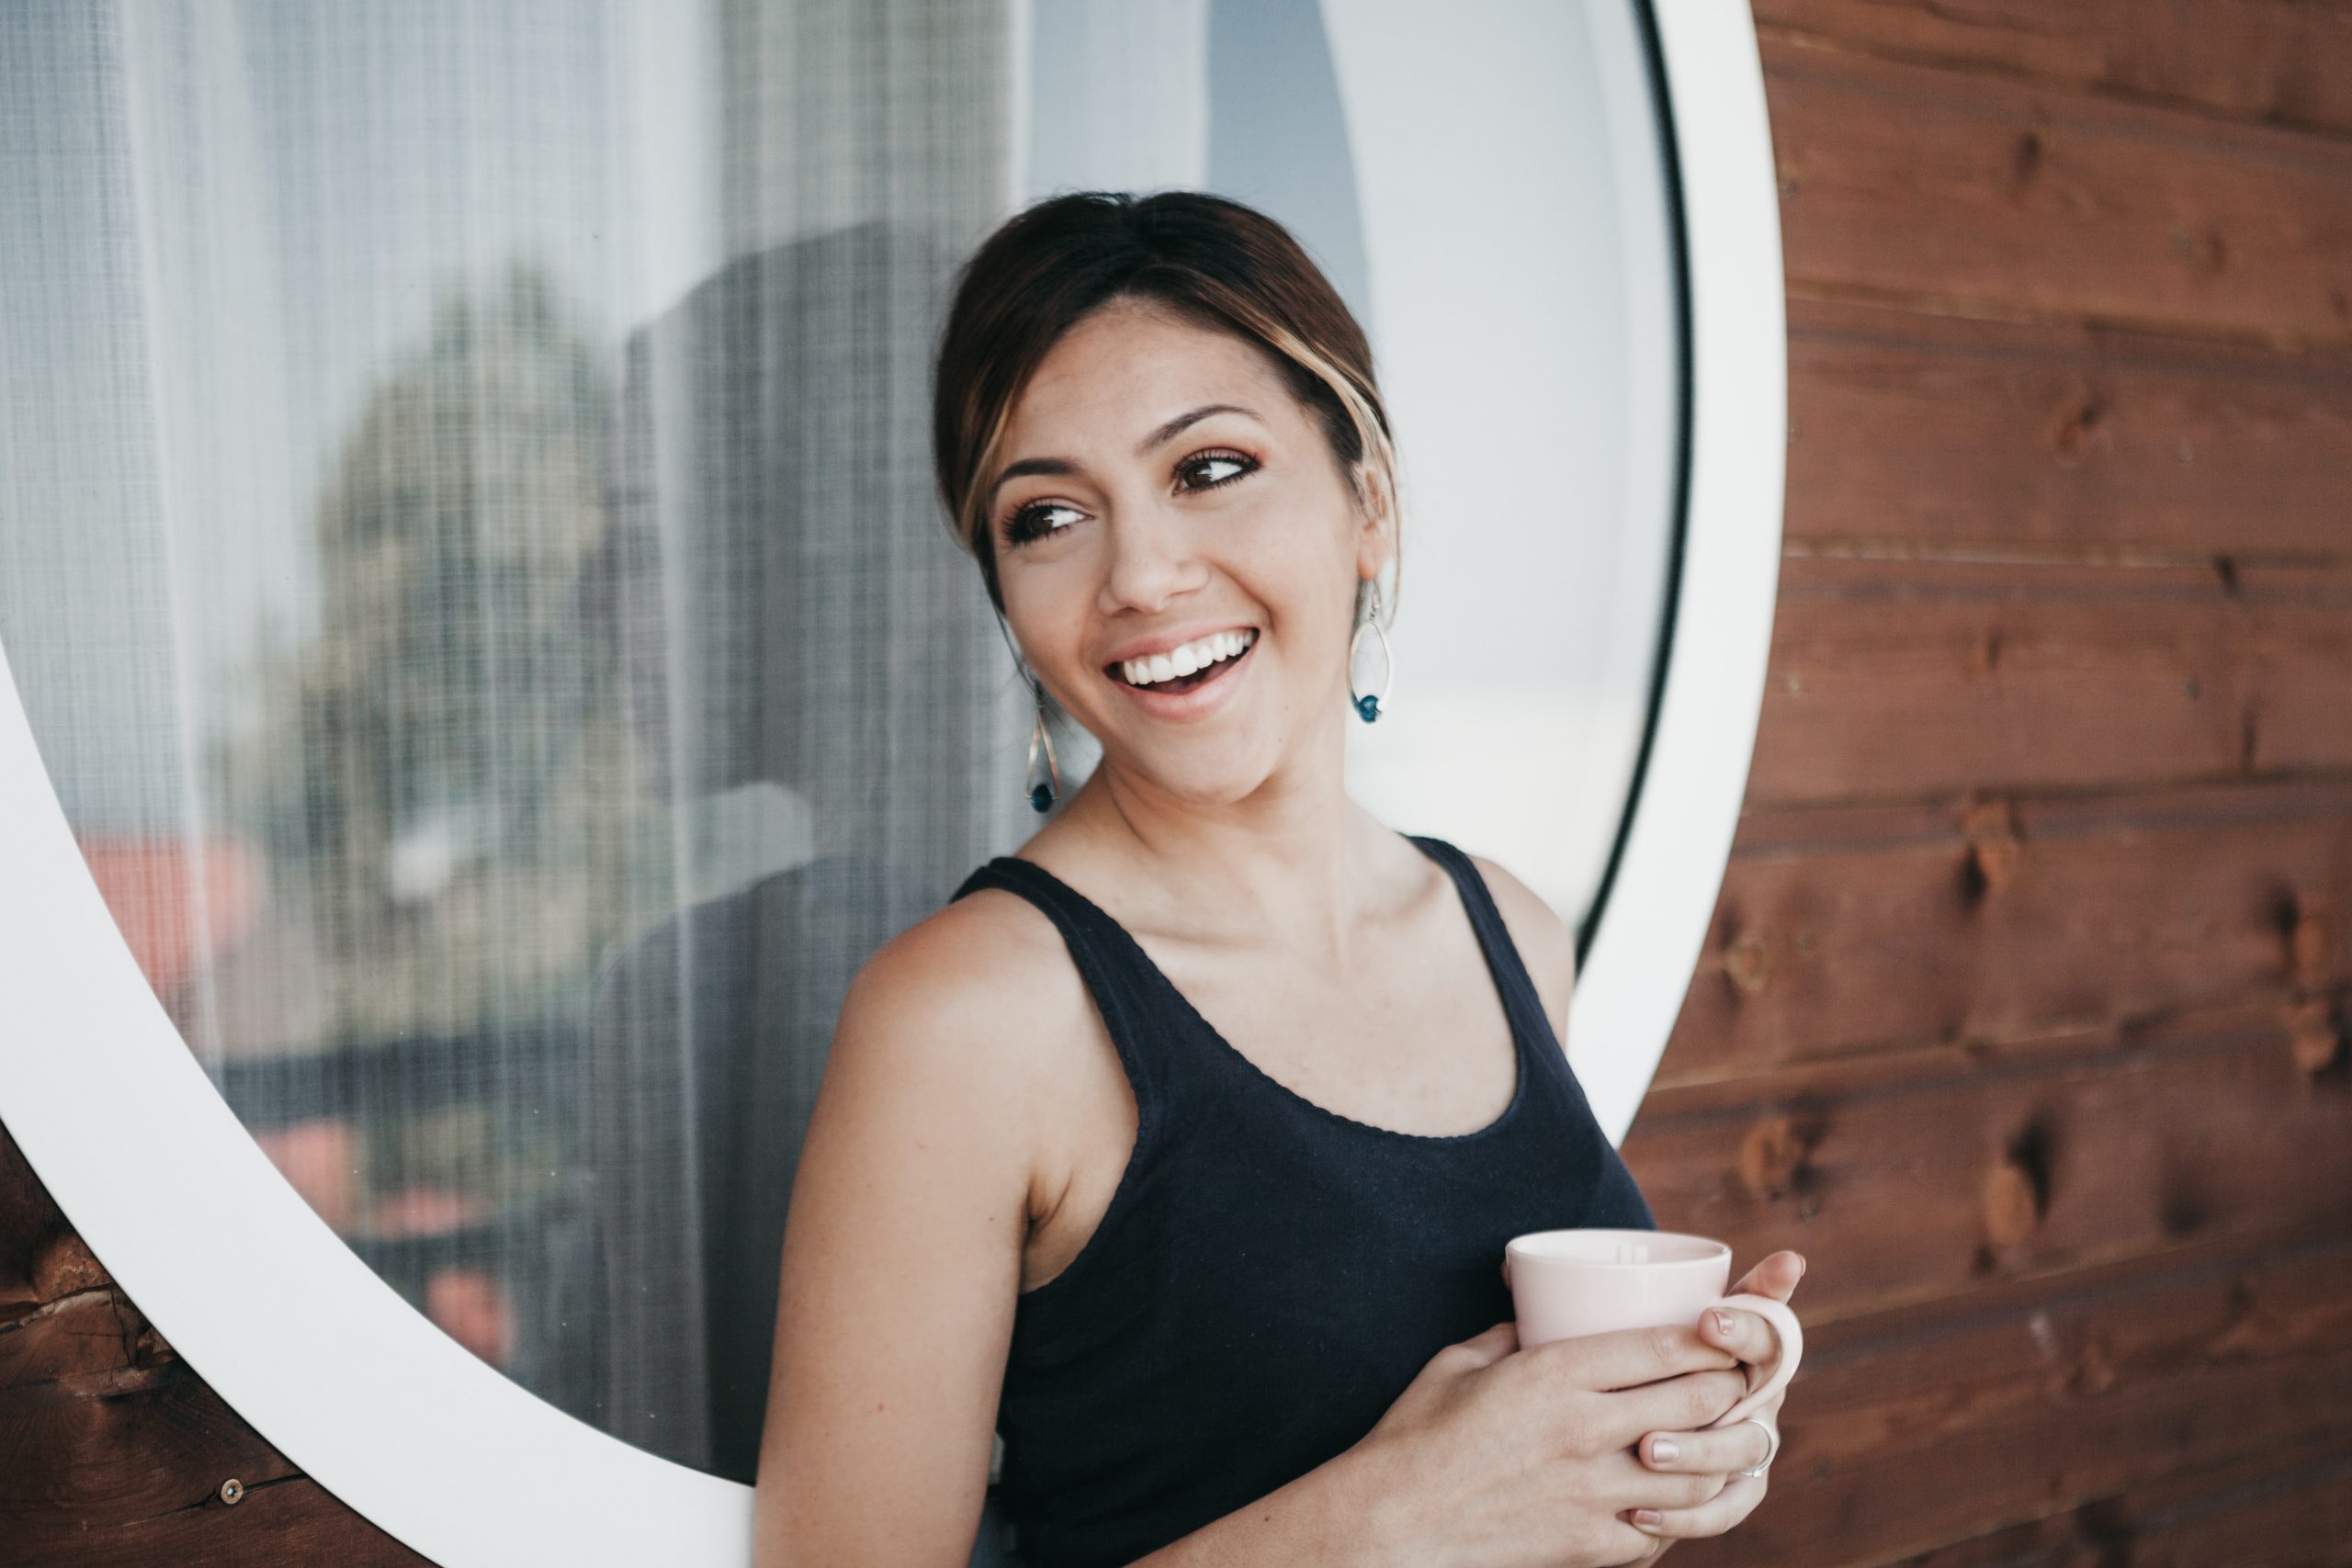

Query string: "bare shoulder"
[782, 881, 1106, 1308]
[1465, 852, 1577, 1045]
[831, 882, 1094, 1093]
[760, 886, 1095, 1562]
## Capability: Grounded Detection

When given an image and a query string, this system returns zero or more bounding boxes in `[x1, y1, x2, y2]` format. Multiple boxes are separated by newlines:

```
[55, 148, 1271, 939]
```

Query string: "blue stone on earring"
[1348, 578, 1394, 725]
[1025, 698, 1061, 814]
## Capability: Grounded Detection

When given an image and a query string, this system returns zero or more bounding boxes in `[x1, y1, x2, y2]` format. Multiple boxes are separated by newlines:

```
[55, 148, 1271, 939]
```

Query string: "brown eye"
[1179, 450, 1256, 491]
[1004, 500, 1082, 546]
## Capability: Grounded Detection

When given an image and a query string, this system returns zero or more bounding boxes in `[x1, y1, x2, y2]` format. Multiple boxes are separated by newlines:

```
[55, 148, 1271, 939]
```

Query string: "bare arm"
[1123, 1448, 1396, 1567]
[752, 903, 1043, 1566]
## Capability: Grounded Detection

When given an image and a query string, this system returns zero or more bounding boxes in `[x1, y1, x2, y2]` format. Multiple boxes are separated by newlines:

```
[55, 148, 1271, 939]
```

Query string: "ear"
[1351, 459, 1396, 581]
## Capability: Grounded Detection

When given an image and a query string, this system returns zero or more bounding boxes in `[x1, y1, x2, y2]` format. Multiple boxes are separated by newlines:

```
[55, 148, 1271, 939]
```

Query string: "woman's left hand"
[1620, 1248, 1807, 1549]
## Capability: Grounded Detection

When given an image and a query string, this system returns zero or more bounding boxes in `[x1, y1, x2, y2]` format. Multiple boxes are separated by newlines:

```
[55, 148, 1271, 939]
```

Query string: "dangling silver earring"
[994, 604, 1062, 814]
[1024, 684, 1061, 813]
[1349, 577, 1394, 723]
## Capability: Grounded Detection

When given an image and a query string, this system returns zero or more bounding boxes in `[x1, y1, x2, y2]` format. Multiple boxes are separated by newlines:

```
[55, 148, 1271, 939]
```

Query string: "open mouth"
[1107, 627, 1259, 694]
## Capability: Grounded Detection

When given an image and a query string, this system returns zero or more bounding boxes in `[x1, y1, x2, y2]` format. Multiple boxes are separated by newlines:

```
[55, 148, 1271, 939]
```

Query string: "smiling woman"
[751, 189, 1796, 1568]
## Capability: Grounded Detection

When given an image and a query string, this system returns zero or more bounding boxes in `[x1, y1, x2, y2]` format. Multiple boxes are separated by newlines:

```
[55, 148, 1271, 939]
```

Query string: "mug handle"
[1702, 1292, 1802, 1430]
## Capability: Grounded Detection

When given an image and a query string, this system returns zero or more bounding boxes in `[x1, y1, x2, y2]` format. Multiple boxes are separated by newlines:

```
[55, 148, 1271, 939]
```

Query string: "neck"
[1051, 701, 1385, 957]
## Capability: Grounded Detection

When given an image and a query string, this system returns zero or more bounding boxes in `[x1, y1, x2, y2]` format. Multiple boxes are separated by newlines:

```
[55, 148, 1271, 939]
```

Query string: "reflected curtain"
[0, 0, 1027, 1505]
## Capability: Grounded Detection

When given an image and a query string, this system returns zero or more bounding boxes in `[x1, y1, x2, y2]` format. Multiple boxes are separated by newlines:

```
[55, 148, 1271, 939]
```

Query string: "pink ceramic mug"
[1503, 1228, 1802, 1430]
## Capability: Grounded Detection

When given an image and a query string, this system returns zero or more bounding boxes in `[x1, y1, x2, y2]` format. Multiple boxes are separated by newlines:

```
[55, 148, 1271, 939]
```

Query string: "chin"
[1106, 745, 1275, 808]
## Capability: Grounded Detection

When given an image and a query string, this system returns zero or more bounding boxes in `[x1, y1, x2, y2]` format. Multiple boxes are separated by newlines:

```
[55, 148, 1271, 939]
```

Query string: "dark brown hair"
[931, 190, 1400, 615]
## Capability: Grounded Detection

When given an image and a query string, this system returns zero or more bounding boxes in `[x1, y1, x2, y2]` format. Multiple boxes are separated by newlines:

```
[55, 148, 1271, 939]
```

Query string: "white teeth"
[1120, 627, 1257, 687]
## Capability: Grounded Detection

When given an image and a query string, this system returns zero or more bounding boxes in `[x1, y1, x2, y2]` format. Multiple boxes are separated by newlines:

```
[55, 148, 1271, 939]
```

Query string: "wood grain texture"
[1787, 297, 2352, 557]
[1628, 993, 2352, 1325]
[0, 1122, 431, 1567]
[1747, 555, 2352, 804]
[1879, 1445, 2352, 1568]
[1765, 31, 2352, 343]
[1633, 10, 2352, 1564]
[1718, 1220, 2352, 1567]
[1666, 778, 2352, 1082]
[1755, 0, 2352, 140]
[6, 1478, 431, 1568]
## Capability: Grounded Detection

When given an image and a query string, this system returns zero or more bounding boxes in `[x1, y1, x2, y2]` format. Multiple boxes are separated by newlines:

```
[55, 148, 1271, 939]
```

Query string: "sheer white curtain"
[0, 0, 1028, 1486]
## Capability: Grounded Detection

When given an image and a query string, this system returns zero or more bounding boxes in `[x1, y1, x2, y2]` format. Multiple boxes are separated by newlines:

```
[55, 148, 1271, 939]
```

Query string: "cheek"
[999, 559, 1101, 683]
[1227, 496, 1355, 606]
[1258, 540, 1359, 646]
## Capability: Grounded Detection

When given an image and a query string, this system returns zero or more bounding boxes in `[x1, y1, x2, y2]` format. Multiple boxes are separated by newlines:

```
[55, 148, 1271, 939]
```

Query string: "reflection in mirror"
[2, 0, 1016, 1483]
[0, 0, 1680, 1524]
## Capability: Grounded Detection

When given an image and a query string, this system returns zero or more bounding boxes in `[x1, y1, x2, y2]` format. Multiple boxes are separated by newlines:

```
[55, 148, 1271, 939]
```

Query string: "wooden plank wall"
[5, 5, 2350, 1564]
[1616, 5, 2352, 1563]
[0, 1127, 433, 1562]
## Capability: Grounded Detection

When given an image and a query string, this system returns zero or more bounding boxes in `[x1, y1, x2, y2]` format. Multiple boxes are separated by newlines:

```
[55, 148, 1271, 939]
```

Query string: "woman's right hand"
[1340, 1318, 1751, 1568]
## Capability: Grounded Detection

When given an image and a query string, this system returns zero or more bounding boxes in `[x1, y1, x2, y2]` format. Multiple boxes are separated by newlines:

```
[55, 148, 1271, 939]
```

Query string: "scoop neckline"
[995, 834, 1535, 1146]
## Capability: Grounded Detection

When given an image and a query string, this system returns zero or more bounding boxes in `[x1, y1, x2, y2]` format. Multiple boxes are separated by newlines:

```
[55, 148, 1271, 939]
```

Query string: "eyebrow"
[987, 402, 1262, 505]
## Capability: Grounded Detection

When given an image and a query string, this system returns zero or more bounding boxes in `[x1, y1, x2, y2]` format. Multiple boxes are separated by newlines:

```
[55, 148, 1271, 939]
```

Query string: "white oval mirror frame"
[0, 2, 1782, 1562]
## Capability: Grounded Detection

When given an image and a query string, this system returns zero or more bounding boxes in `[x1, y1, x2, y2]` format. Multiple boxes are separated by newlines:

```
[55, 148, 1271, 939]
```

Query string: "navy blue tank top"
[951, 834, 1656, 1568]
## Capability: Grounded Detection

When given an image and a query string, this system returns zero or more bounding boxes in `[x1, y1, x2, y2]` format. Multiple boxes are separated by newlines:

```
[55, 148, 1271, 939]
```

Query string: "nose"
[1097, 498, 1207, 615]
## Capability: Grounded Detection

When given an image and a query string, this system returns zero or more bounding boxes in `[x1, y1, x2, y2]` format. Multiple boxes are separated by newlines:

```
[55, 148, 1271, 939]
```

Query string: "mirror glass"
[0, 0, 1679, 1484]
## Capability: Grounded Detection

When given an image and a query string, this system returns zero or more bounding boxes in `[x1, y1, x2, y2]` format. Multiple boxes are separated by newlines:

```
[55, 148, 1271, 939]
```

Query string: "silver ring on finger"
[1734, 1417, 1779, 1479]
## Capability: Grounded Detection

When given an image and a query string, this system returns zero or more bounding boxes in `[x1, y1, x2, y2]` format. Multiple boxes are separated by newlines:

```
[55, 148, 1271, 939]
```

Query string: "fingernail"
[1796, 1257, 1808, 1280]
[1633, 1509, 1663, 1529]
[1713, 1310, 1735, 1337]
[1649, 1436, 1679, 1464]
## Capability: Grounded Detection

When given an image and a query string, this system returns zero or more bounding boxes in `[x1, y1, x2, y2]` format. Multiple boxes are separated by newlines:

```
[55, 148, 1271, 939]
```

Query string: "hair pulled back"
[931, 190, 1400, 615]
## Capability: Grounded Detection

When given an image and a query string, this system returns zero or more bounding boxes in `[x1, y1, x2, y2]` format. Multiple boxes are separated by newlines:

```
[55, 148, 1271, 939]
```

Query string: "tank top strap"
[1402, 833, 1564, 1056]
[949, 855, 1182, 1115]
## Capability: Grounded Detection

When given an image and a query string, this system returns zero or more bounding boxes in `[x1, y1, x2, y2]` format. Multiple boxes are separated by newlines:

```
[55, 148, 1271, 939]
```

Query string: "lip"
[1105, 627, 1258, 720]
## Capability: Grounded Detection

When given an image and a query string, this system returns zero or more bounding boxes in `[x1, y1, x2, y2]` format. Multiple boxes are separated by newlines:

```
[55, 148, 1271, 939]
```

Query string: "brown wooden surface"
[1736, 1217, 2352, 1566]
[1668, 782, 2351, 1081]
[1631, 994, 2352, 1321]
[1752, 556, 2352, 801]
[0, 1119, 433, 1567]
[4, 5, 2351, 1566]
[1618, 6, 2352, 1563]
[1764, 30, 2352, 344]
[1884, 1449, 2352, 1568]
[1786, 298, 2352, 556]
[1755, 0, 2352, 140]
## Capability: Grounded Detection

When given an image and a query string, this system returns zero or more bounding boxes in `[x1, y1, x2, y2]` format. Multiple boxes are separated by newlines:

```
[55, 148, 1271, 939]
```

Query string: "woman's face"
[986, 296, 1390, 806]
